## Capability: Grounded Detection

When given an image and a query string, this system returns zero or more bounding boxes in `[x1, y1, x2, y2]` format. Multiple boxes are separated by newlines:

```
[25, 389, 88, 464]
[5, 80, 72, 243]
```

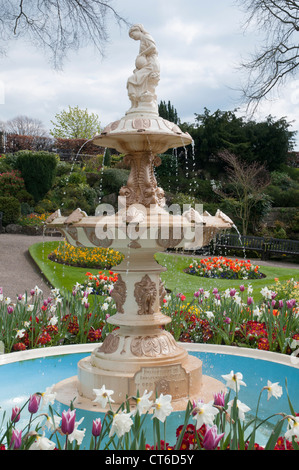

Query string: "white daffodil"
[93, 385, 115, 408]
[221, 370, 247, 393]
[227, 399, 251, 421]
[29, 433, 56, 450]
[152, 394, 173, 423]
[49, 316, 58, 326]
[109, 411, 134, 438]
[264, 380, 283, 400]
[134, 390, 153, 415]
[192, 400, 219, 430]
[43, 414, 61, 432]
[41, 385, 57, 408]
[68, 417, 86, 445]
[16, 329, 26, 339]
[205, 311, 214, 320]
[285, 416, 299, 441]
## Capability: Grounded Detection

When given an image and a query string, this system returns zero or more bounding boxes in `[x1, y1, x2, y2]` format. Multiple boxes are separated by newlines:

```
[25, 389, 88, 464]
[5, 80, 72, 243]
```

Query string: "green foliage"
[15, 150, 57, 203]
[158, 100, 180, 124]
[99, 168, 130, 195]
[190, 108, 296, 174]
[0, 196, 21, 226]
[50, 105, 101, 139]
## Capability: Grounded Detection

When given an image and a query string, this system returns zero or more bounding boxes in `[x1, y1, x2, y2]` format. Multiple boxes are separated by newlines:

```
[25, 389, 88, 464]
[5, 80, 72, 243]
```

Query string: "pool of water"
[1, 347, 298, 448]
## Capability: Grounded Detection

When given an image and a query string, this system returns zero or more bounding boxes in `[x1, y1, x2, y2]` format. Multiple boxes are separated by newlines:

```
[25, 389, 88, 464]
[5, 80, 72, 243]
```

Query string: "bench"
[264, 238, 299, 260]
[212, 233, 299, 260]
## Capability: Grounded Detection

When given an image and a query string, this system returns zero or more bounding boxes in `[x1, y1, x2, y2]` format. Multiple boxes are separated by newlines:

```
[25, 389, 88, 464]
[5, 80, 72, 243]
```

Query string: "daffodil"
[227, 399, 250, 421]
[152, 394, 173, 423]
[109, 411, 133, 438]
[221, 370, 246, 393]
[264, 380, 283, 400]
[93, 385, 115, 408]
[133, 390, 153, 415]
[192, 400, 219, 429]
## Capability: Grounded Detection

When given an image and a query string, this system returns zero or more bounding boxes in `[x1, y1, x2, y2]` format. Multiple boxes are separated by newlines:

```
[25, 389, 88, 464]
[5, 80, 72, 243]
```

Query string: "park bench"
[212, 233, 299, 260]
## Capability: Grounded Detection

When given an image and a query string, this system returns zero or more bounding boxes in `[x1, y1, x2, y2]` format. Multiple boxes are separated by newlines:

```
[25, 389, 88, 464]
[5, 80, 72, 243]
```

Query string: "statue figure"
[126, 24, 160, 114]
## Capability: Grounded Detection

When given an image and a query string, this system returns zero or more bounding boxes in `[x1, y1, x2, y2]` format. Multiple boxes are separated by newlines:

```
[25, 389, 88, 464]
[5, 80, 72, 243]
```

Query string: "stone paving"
[0, 233, 60, 300]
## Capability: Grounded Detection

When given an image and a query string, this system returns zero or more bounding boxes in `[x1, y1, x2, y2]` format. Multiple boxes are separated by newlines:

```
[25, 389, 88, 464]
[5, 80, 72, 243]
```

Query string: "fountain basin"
[0, 344, 298, 447]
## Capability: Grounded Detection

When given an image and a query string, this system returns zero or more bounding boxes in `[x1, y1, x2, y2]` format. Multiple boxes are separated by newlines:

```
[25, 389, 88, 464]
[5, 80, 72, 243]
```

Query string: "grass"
[156, 252, 299, 302]
[29, 241, 299, 303]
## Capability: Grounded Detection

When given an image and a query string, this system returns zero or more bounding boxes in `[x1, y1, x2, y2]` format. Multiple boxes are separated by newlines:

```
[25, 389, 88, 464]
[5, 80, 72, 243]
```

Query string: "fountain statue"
[46, 25, 234, 412]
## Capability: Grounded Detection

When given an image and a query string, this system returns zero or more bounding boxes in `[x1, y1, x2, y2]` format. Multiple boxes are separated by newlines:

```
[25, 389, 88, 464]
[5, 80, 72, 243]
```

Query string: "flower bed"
[186, 256, 264, 280]
[0, 275, 299, 450]
[48, 240, 124, 269]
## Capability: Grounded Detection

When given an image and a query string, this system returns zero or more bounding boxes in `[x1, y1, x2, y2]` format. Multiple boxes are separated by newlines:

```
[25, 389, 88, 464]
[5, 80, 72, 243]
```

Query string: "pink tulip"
[61, 409, 76, 435]
[11, 406, 21, 423]
[92, 418, 102, 437]
[10, 429, 22, 449]
[202, 425, 224, 450]
[28, 394, 41, 414]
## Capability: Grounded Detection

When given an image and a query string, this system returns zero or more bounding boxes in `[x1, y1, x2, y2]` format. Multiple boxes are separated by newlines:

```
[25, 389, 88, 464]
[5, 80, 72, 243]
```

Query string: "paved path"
[0, 233, 299, 301]
[0, 233, 60, 300]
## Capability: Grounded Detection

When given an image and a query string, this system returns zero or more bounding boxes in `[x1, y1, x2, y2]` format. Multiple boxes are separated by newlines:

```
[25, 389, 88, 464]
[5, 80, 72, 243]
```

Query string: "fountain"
[46, 24, 234, 412]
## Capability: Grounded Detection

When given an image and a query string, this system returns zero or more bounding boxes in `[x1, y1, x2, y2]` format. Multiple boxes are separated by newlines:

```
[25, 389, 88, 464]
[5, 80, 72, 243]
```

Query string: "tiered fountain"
[46, 24, 234, 411]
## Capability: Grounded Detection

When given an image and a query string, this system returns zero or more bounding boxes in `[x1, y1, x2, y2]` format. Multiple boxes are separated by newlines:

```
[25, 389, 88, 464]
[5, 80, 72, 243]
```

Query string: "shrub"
[0, 196, 21, 226]
[99, 168, 130, 195]
[0, 170, 25, 198]
[15, 150, 58, 202]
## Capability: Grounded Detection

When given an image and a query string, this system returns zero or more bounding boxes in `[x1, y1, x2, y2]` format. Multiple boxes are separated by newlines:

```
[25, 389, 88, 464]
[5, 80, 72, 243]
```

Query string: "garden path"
[0, 233, 60, 300]
[0, 233, 299, 301]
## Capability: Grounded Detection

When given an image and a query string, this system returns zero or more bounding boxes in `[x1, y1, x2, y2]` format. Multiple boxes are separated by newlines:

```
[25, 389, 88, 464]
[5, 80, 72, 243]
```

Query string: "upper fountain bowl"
[92, 113, 193, 154]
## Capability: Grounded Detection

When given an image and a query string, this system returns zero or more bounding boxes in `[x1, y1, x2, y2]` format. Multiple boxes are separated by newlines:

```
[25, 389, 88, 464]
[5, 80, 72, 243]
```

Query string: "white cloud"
[0, 0, 298, 148]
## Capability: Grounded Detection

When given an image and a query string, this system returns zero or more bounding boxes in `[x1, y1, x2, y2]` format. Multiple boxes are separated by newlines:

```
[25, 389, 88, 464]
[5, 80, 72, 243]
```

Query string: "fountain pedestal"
[47, 24, 234, 411]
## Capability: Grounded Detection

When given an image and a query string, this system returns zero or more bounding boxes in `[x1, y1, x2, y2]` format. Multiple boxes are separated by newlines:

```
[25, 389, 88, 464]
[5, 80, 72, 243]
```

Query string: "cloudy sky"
[0, 0, 298, 149]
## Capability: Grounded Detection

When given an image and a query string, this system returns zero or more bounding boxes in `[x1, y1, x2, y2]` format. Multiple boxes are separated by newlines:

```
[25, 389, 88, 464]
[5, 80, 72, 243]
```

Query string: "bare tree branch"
[236, 0, 299, 111]
[0, 0, 130, 68]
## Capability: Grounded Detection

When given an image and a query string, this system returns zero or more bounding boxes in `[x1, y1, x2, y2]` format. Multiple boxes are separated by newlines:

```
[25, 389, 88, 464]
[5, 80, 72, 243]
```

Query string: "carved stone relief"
[130, 332, 178, 357]
[134, 274, 157, 315]
[110, 275, 127, 314]
[97, 332, 120, 354]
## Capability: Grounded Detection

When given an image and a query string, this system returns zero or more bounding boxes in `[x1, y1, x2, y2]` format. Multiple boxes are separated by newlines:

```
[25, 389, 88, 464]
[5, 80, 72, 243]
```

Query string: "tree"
[5, 115, 48, 136]
[237, 0, 299, 110]
[215, 150, 271, 235]
[50, 105, 101, 139]
[189, 108, 296, 174]
[0, 0, 128, 68]
[158, 100, 180, 124]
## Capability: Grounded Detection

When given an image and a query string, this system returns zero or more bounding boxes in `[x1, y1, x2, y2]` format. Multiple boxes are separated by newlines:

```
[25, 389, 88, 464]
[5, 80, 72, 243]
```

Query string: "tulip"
[213, 392, 225, 407]
[247, 296, 253, 306]
[239, 285, 245, 292]
[92, 418, 102, 437]
[28, 393, 41, 414]
[7, 305, 14, 314]
[61, 409, 76, 435]
[11, 406, 21, 423]
[202, 425, 224, 450]
[10, 429, 22, 449]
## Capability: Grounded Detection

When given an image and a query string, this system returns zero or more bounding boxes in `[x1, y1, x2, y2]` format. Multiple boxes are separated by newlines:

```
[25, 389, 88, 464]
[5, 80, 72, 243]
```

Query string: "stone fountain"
[46, 24, 234, 411]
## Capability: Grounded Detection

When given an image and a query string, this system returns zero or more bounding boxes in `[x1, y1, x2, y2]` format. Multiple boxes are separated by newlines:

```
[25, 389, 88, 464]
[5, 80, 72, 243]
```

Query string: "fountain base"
[53, 351, 225, 412]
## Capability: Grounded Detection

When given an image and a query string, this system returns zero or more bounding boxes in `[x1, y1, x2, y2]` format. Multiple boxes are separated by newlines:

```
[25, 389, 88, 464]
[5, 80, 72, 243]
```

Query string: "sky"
[0, 0, 298, 149]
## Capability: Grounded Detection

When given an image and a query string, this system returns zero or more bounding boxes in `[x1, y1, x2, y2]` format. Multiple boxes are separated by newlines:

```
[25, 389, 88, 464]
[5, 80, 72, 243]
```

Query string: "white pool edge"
[1, 342, 298, 369]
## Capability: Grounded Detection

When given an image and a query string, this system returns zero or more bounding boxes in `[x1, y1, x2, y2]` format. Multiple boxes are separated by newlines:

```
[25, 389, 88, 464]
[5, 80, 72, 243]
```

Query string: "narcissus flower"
[93, 385, 115, 408]
[109, 411, 133, 438]
[152, 394, 173, 423]
[221, 370, 246, 393]
[264, 380, 283, 400]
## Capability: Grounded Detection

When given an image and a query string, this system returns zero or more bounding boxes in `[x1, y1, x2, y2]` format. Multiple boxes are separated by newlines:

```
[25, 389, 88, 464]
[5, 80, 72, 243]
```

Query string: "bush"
[0, 196, 21, 226]
[99, 168, 130, 195]
[15, 150, 58, 202]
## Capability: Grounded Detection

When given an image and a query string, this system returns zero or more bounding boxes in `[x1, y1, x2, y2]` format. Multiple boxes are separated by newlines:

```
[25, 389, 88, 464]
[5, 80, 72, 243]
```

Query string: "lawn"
[29, 241, 299, 302]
